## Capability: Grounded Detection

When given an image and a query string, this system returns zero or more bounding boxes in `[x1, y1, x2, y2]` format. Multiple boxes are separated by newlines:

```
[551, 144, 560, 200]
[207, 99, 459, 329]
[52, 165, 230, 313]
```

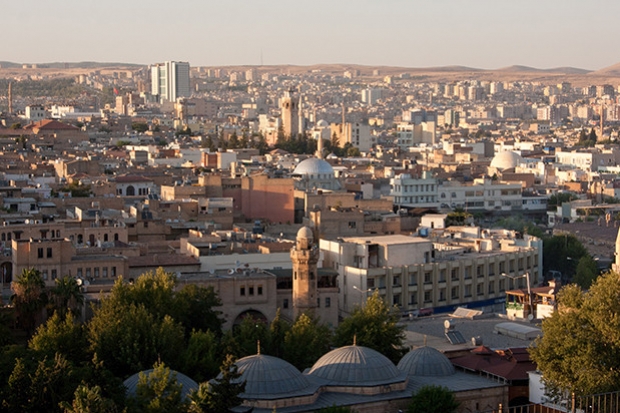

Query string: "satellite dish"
[76, 278, 83, 286]
[528, 314, 534, 321]
[209, 269, 215, 275]
[444, 319, 454, 330]
[228, 268, 235, 275]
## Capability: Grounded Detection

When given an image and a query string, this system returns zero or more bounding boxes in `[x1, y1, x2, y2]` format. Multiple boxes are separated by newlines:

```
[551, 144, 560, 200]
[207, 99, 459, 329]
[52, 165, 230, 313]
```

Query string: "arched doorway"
[126, 185, 135, 196]
[233, 309, 268, 328]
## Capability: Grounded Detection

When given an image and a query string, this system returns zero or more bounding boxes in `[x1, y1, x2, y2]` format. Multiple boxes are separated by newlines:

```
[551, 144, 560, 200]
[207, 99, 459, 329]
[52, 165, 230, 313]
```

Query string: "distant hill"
[589, 62, 620, 77]
[0, 61, 143, 69]
[495, 65, 591, 74]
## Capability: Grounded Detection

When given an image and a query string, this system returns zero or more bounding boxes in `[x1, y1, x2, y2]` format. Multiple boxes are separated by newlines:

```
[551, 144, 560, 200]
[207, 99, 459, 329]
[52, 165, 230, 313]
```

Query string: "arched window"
[104, 234, 109, 242]
[126, 185, 135, 196]
[114, 233, 119, 241]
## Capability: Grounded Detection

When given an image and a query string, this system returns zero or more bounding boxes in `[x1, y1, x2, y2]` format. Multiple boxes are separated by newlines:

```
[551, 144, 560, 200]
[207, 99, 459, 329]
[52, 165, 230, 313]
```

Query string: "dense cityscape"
[0, 58, 620, 412]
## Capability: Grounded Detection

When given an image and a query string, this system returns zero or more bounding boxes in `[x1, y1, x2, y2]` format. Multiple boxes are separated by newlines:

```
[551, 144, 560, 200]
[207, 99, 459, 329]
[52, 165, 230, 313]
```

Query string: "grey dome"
[124, 369, 198, 400]
[490, 151, 522, 170]
[232, 354, 316, 399]
[297, 226, 313, 240]
[293, 158, 334, 176]
[397, 346, 455, 376]
[308, 345, 405, 386]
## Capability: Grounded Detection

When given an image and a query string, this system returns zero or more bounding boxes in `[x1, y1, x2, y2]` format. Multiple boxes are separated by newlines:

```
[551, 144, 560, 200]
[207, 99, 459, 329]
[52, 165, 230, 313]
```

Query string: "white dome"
[490, 151, 522, 171]
[293, 158, 334, 176]
[316, 119, 329, 127]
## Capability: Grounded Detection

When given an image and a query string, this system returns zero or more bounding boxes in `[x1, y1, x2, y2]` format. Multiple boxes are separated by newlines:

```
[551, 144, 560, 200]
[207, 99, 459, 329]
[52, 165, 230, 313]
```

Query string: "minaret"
[298, 94, 304, 136]
[291, 226, 319, 319]
[280, 90, 299, 138]
[600, 103, 604, 140]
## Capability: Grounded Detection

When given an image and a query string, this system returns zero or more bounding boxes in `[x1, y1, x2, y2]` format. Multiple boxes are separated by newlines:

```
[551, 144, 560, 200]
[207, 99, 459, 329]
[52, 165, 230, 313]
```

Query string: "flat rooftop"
[341, 234, 431, 245]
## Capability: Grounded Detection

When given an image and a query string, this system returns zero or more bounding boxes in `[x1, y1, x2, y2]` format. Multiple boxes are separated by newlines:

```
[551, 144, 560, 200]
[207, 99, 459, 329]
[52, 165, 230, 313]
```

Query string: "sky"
[4, 0, 620, 70]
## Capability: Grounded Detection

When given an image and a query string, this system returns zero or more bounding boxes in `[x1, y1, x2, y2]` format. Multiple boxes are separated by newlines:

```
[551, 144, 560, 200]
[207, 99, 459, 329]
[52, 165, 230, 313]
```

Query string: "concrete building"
[25, 105, 46, 121]
[150, 61, 191, 103]
[330, 122, 373, 152]
[321, 227, 542, 317]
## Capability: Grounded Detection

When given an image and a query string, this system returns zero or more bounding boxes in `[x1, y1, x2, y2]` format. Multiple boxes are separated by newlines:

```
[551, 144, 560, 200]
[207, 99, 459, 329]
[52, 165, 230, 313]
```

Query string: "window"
[451, 286, 459, 299]
[249, 287, 254, 296]
[103, 267, 108, 278]
[94, 268, 99, 278]
[51, 269, 57, 280]
[104, 234, 109, 242]
[465, 285, 472, 297]
[477, 265, 484, 277]
[477, 283, 484, 296]
[424, 291, 432, 303]
[47, 248, 52, 258]
[393, 276, 400, 287]
[451, 268, 459, 281]
[348, 221, 356, 229]
[38, 248, 43, 258]
[112, 267, 116, 277]
[86, 268, 91, 278]
[439, 288, 446, 301]
[409, 293, 418, 305]
[258, 286, 263, 295]
[424, 272, 432, 284]
[464, 266, 472, 279]
[367, 278, 375, 288]
[408, 274, 417, 286]
[393, 294, 401, 306]
[325, 297, 331, 307]
[42, 270, 48, 280]
[439, 269, 446, 282]
[240, 287, 245, 296]
[488, 281, 495, 294]
[499, 279, 505, 292]
[317, 297, 320, 307]
[77, 268, 83, 278]
[283, 299, 289, 309]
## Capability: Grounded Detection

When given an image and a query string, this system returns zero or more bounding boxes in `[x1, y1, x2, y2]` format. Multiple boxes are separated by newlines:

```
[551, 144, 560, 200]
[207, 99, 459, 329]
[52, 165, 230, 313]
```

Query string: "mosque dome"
[124, 369, 198, 400]
[490, 151, 523, 171]
[293, 158, 334, 176]
[397, 346, 455, 376]
[231, 354, 316, 399]
[308, 345, 405, 386]
[316, 119, 329, 128]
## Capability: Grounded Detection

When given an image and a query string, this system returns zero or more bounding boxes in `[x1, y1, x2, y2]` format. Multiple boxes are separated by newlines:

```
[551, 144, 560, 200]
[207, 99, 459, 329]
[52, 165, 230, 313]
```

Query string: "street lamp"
[502, 272, 532, 310]
[353, 285, 374, 307]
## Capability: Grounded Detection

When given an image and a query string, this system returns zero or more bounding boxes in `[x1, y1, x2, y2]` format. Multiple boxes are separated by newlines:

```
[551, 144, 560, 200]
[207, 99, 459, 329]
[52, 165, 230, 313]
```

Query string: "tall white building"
[151, 61, 191, 103]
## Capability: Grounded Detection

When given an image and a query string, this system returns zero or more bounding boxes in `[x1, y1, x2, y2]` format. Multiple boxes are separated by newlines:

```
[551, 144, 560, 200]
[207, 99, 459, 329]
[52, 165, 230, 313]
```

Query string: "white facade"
[151, 61, 191, 103]
[25, 105, 46, 121]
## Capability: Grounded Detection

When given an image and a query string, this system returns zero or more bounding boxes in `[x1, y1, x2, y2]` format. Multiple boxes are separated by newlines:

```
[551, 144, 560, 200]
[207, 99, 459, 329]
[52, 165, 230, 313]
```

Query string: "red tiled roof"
[451, 347, 536, 381]
[25, 119, 79, 131]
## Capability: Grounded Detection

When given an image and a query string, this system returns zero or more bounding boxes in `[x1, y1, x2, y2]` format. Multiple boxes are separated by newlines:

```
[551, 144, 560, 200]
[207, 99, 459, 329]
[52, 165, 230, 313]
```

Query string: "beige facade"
[321, 229, 542, 316]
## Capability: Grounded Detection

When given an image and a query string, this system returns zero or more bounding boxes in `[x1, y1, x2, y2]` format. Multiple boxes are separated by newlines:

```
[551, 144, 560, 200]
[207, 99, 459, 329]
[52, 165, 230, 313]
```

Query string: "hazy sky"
[5, 0, 619, 70]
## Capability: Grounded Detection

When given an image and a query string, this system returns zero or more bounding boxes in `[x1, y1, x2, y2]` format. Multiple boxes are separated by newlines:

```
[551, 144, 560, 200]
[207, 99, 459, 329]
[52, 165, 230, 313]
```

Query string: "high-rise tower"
[280, 90, 299, 138]
[151, 61, 191, 103]
[290, 226, 319, 319]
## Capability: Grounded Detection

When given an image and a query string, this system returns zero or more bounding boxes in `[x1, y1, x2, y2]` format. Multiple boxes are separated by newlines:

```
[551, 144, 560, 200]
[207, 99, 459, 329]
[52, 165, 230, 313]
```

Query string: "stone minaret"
[291, 226, 319, 319]
[280, 90, 299, 138]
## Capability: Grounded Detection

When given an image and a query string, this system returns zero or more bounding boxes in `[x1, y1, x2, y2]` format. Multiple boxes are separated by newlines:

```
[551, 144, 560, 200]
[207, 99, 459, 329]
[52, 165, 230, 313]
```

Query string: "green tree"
[530, 271, 620, 397]
[191, 354, 245, 413]
[129, 361, 189, 413]
[180, 329, 221, 383]
[233, 316, 269, 358]
[172, 284, 223, 337]
[49, 276, 84, 319]
[407, 385, 459, 413]
[283, 313, 332, 371]
[334, 290, 406, 364]
[11, 267, 48, 335]
[228, 132, 239, 148]
[266, 308, 290, 359]
[29, 313, 89, 363]
[573, 255, 599, 290]
[4, 353, 78, 413]
[445, 210, 471, 227]
[543, 234, 589, 283]
[60, 384, 120, 413]
[88, 302, 185, 377]
[132, 122, 149, 133]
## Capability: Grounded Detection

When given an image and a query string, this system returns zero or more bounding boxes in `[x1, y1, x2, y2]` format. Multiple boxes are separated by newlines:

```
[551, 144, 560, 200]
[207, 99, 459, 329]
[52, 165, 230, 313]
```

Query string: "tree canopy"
[407, 385, 460, 413]
[530, 271, 620, 397]
[333, 290, 406, 363]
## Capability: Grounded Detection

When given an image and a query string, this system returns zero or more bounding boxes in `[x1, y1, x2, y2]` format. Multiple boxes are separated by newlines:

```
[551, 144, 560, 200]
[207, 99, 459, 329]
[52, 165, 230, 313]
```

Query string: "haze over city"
[5, 0, 620, 70]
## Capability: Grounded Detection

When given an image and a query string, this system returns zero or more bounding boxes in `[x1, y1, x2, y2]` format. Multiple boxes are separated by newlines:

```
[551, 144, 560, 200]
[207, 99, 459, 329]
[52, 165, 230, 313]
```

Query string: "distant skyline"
[5, 0, 620, 70]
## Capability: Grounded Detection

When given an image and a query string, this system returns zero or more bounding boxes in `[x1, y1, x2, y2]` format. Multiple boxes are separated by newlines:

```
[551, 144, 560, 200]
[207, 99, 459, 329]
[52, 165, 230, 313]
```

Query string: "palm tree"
[50, 276, 84, 319]
[10, 268, 47, 335]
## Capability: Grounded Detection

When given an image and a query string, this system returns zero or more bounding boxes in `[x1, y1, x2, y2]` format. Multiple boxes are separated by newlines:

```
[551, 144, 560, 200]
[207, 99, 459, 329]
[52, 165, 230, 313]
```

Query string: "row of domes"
[124, 344, 455, 402]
